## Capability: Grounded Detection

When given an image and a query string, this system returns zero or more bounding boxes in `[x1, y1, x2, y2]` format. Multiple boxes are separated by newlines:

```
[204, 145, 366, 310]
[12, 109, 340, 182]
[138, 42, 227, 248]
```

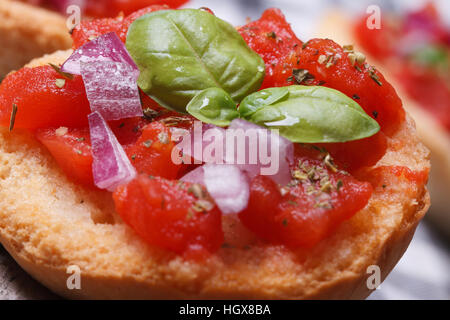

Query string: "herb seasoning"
[9, 104, 18, 132]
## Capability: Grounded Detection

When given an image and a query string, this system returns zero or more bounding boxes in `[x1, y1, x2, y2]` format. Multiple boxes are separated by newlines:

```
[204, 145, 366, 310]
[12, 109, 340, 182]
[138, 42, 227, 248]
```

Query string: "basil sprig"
[126, 9, 265, 113]
[243, 86, 380, 143]
[186, 85, 380, 143]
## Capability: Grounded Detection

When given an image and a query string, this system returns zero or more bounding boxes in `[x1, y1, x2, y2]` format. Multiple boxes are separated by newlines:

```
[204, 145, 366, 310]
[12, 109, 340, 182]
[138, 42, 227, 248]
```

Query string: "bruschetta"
[0, 7, 430, 299]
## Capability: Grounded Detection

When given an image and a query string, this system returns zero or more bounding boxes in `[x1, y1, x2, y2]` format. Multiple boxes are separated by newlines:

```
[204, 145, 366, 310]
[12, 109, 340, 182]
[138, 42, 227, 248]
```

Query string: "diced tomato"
[318, 132, 388, 172]
[125, 121, 186, 179]
[35, 127, 94, 187]
[110, 116, 150, 147]
[0, 66, 91, 131]
[71, 16, 124, 49]
[240, 10, 405, 136]
[119, 5, 170, 41]
[238, 175, 283, 243]
[273, 39, 405, 136]
[71, 5, 169, 48]
[85, 0, 187, 19]
[277, 162, 372, 247]
[238, 8, 303, 89]
[34, 115, 194, 187]
[113, 175, 224, 257]
[239, 145, 373, 248]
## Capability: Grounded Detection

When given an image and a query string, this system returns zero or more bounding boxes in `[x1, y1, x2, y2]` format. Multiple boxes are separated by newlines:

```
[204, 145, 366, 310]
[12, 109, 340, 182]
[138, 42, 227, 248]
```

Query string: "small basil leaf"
[246, 85, 380, 143]
[126, 9, 265, 113]
[238, 87, 290, 118]
[186, 87, 239, 127]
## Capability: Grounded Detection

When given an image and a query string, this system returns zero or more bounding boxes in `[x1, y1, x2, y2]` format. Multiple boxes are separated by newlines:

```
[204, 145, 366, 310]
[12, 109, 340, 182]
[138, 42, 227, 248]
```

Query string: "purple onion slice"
[88, 111, 136, 191]
[181, 164, 250, 215]
[61, 32, 137, 75]
[81, 61, 142, 120]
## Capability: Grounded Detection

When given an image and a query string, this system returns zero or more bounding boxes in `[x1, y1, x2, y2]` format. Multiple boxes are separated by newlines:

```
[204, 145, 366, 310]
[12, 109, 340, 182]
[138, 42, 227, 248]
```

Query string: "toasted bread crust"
[0, 0, 71, 78]
[0, 50, 430, 299]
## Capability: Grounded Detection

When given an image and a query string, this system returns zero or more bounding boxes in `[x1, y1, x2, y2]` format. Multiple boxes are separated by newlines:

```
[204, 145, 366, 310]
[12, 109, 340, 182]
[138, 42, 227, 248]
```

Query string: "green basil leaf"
[186, 87, 239, 126]
[244, 85, 380, 143]
[126, 9, 265, 113]
[238, 87, 290, 118]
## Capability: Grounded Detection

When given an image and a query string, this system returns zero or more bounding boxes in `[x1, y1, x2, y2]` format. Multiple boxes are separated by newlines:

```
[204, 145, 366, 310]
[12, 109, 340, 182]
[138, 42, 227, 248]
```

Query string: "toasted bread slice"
[0, 50, 430, 299]
[316, 10, 450, 238]
[0, 0, 71, 79]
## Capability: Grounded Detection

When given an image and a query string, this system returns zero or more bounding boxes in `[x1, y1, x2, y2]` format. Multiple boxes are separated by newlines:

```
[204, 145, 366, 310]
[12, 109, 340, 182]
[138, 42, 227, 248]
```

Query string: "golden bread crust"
[0, 0, 71, 78]
[0, 50, 430, 299]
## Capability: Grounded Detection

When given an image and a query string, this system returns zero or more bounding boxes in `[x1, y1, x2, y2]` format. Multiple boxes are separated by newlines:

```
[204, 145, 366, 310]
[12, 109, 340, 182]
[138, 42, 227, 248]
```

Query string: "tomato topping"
[0, 66, 91, 131]
[238, 176, 282, 243]
[35, 127, 94, 186]
[71, 16, 124, 49]
[278, 39, 403, 136]
[240, 10, 405, 136]
[239, 145, 373, 248]
[72, 5, 170, 48]
[125, 121, 186, 179]
[238, 8, 303, 90]
[119, 5, 170, 41]
[1, 6, 411, 256]
[84, 0, 188, 18]
[110, 116, 150, 147]
[318, 132, 388, 172]
[113, 175, 224, 257]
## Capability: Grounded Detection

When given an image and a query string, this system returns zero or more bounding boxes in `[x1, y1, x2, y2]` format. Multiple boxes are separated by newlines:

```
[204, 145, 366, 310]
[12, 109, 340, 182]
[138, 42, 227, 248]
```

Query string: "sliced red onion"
[227, 119, 294, 185]
[88, 111, 136, 191]
[81, 61, 142, 120]
[179, 120, 293, 213]
[204, 164, 250, 214]
[61, 32, 137, 75]
[178, 119, 293, 185]
[61, 32, 143, 120]
[181, 164, 250, 215]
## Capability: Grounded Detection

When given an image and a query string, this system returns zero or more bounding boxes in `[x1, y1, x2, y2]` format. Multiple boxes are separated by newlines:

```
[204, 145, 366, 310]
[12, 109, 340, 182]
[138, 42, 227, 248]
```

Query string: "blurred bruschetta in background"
[15, 0, 189, 18]
[0, 0, 71, 79]
[0, 0, 189, 79]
